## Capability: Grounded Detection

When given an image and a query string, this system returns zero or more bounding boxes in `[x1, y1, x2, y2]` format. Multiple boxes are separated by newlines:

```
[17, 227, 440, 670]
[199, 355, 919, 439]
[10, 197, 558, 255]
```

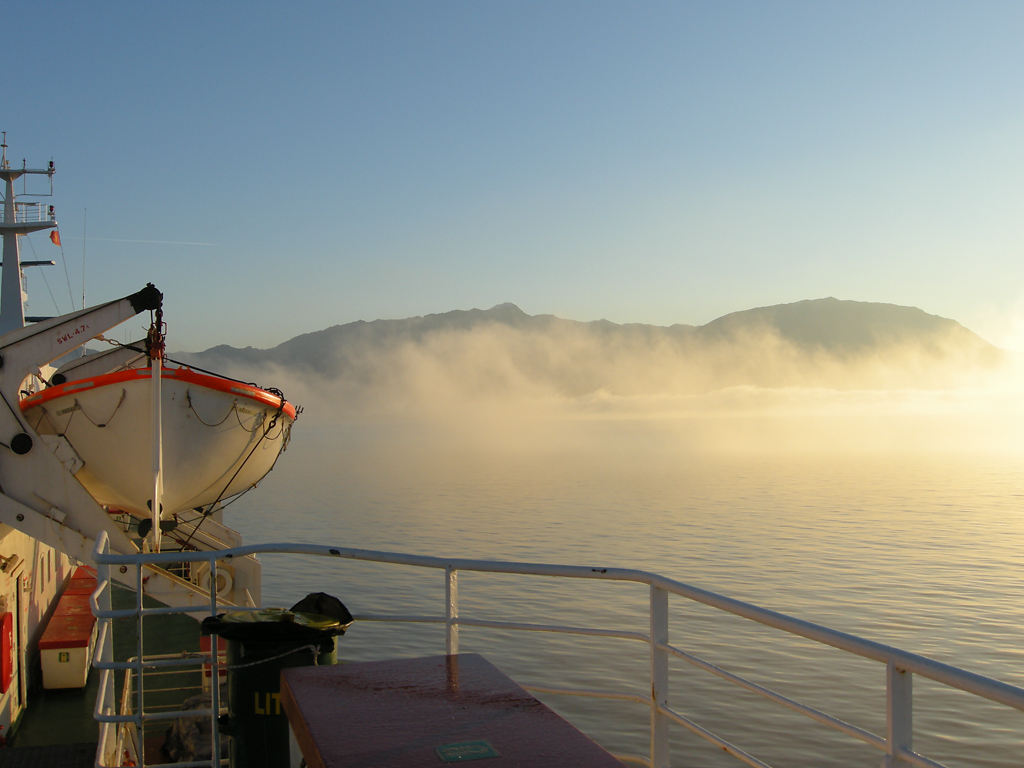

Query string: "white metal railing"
[3, 201, 56, 225]
[92, 533, 231, 768]
[90, 532, 1024, 768]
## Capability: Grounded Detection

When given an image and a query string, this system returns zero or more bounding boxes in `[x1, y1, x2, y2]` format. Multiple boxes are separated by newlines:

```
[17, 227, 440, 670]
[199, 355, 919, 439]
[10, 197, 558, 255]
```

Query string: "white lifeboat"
[20, 366, 297, 517]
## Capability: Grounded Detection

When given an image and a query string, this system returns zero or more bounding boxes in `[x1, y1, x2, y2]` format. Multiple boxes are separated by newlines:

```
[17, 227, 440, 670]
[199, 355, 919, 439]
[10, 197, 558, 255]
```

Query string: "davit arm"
[0, 284, 163, 564]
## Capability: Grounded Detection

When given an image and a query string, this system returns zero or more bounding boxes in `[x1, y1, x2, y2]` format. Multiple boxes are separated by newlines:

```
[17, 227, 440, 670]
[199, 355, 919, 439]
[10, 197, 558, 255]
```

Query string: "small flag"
[49, 230, 61, 246]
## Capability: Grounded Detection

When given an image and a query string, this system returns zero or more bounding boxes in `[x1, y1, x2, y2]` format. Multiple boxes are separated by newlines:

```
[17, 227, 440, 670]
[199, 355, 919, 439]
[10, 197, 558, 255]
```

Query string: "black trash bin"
[201, 595, 352, 768]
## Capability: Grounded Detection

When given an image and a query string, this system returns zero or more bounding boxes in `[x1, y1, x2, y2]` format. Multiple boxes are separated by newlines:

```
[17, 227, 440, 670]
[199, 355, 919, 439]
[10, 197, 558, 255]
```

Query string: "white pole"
[446, 566, 459, 655]
[150, 355, 163, 552]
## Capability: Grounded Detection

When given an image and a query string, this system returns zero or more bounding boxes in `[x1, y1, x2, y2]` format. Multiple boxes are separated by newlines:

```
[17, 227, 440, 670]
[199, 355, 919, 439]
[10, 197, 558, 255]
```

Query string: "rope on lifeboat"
[71, 389, 128, 428]
[25, 387, 130, 438]
[185, 391, 239, 428]
[177, 390, 288, 550]
[185, 392, 288, 436]
[98, 336, 287, 399]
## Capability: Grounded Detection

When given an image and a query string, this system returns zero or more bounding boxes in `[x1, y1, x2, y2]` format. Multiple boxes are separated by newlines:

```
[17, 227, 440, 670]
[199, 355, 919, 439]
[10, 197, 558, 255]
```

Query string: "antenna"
[0, 131, 6, 169]
[82, 208, 87, 310]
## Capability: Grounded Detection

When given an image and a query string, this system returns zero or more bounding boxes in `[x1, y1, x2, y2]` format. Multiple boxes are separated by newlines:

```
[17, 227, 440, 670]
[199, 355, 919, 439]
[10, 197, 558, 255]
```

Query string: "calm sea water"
[230, 413, 1024, 767]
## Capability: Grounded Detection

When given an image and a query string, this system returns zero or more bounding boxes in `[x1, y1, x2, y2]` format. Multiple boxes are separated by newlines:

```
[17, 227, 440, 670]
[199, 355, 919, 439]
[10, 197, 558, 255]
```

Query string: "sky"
[3, 1, 1024, 352]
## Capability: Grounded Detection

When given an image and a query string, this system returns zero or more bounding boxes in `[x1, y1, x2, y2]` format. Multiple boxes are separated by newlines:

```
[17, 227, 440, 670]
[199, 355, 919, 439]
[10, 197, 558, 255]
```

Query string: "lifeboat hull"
[20, 367, 296, 517]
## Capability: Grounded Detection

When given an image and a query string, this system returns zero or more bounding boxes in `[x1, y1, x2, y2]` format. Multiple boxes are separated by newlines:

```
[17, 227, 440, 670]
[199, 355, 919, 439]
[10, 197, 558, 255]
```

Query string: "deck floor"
[0, 742, 96, 767]
[9, 581, 203, 757]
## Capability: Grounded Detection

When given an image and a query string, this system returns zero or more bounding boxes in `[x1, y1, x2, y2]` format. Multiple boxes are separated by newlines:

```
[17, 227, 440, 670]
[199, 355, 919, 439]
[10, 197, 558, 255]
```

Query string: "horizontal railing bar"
[662, 641, 886, 751]
[139, 708, 214, 723]
[92, 540, 1024, 713]
[94, 712, 139, 725]
[895, 747, 949, 768]
[133, 682, 205, 693]
[660, 704, 773, 768]
[92, 603, 256, 620]
[352, 613, 442, 625]
[357, 611, 650, 644]
[141, 691, 205, 700]
[132, 652, 208, 661]
[96, 703, 216, 725]
[613, 753, 650, 767]
[93, 603, 236, 619]
[144, 701, 214, 713]
[92, 532, 1024, 768]
[134, 677, 205, 687]
[94, 606, 180, 619]
[96, 656, 209, 671]
[456, 617, 649, 643]
[89, 573, 241, 621]
[524, 684, 647, 705]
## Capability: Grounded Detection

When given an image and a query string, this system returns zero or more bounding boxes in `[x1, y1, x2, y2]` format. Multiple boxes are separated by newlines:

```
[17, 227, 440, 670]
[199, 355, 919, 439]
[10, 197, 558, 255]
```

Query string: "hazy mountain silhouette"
[700, 298, 988, 355]
[174, 299, 1002, 396]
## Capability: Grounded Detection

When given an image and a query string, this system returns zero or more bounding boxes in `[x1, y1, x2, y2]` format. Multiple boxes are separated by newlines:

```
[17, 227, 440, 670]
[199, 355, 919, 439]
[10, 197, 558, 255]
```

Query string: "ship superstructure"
[0, 140, 295, 745]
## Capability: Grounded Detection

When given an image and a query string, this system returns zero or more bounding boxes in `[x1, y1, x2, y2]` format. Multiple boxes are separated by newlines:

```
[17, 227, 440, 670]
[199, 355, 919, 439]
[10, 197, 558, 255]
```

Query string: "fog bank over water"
[190, 303, 1024, 458]
[226, 305, 1024, 768]
[190, 298, 1000, 399]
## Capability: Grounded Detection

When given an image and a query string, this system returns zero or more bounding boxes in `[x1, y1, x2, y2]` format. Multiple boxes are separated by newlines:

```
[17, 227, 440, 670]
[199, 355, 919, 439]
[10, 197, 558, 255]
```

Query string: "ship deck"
[6, 581, 202, 764]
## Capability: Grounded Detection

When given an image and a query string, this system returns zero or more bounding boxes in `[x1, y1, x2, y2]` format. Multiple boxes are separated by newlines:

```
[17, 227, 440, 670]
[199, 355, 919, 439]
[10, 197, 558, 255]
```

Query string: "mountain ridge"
[174, 298, 1001, 395]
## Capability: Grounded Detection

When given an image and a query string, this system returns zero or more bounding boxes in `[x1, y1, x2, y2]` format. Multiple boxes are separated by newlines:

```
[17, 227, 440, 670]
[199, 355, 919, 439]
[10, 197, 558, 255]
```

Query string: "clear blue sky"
[5, 1, 1023, 351]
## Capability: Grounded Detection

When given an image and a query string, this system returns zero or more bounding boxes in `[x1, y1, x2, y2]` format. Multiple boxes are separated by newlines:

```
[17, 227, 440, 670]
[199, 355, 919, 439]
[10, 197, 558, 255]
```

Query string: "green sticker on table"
[436, 739, 500, 762]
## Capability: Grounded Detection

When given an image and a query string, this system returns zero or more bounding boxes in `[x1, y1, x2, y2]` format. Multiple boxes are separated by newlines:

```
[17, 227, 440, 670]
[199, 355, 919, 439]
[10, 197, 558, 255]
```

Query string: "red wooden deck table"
[280, 653, 624, 767]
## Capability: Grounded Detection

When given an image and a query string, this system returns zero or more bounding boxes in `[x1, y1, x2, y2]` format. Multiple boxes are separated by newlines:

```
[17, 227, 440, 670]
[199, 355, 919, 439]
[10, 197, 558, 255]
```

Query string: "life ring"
[193, 563, 233, 597]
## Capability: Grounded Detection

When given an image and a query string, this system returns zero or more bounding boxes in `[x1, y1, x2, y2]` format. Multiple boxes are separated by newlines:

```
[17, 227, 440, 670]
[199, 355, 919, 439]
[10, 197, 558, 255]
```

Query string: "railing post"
[95, 536, 116, 767]
[650, 584, 669, 768]
[446, 566, 459, 656]
[134, 563, 145, 766]
[209, 558, 222, 767]
[883, 660, 912, 767]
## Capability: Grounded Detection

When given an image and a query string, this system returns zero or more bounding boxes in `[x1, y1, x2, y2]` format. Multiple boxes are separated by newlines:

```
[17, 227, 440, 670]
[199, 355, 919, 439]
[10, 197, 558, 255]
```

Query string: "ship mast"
[0, 133, 57, 335]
